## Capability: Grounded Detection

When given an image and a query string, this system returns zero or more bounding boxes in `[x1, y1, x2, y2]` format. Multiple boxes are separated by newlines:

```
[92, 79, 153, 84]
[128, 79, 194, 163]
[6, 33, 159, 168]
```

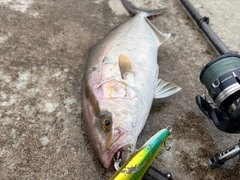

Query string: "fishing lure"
[109, 127, 172, 180]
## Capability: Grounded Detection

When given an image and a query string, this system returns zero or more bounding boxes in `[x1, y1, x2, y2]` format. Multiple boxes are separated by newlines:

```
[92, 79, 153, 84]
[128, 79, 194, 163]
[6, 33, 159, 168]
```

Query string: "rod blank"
[179, 0, 230, 55]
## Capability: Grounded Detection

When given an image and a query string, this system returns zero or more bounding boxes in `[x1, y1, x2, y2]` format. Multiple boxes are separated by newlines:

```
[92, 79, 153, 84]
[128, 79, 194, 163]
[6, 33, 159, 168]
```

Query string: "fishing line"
[201, 56, 240, 90]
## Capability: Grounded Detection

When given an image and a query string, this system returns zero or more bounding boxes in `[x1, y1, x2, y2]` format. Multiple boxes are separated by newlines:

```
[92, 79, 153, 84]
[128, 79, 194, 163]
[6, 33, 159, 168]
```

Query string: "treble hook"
[163, 126, 172, 151]
[164, 141, 171, 151]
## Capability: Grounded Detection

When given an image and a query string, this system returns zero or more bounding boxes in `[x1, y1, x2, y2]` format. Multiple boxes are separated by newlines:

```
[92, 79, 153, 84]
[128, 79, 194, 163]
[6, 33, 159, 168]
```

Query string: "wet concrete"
[0, 0, 240, 179]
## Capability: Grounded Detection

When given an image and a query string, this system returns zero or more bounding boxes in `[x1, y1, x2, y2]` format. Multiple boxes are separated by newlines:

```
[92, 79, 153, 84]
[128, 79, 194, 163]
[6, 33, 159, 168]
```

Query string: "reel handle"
[208, 140, 240, 167]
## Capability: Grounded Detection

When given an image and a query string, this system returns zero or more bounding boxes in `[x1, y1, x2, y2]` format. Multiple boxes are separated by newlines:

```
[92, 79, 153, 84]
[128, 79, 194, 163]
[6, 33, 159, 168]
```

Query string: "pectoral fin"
[154, 79, 181, 99]
[119, 54, 134, 79]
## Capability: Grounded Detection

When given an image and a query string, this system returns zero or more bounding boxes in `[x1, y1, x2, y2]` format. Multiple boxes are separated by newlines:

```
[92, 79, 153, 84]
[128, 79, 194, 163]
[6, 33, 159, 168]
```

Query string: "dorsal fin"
[119, 54, 133, 79]
[145, 18, 171, 44]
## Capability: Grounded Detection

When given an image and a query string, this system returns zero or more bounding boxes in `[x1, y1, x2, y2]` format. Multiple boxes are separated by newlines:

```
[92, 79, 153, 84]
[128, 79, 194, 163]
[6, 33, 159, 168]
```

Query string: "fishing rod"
[179, 0, 240, 166]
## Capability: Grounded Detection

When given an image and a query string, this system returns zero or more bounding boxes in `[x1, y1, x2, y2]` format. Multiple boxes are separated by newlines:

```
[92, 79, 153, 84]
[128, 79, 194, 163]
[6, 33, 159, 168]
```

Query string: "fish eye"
[104, 119, 111, 127]
[102, 118, 112, 131]
[98, 111, 112, 131]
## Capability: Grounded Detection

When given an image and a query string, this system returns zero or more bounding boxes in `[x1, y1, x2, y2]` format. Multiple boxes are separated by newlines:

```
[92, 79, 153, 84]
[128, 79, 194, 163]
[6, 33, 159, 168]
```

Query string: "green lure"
[110, 127, 171, 180]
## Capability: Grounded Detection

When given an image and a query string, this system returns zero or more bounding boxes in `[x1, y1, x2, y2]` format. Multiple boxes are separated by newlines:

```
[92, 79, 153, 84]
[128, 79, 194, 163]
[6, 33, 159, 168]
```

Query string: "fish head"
[84, 100, 136, 168]
[82, 82, 139, 168]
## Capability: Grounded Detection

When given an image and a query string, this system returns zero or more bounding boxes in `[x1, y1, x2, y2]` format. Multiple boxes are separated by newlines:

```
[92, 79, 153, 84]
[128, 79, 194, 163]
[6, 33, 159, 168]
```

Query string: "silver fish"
[82, 0, 180, 169]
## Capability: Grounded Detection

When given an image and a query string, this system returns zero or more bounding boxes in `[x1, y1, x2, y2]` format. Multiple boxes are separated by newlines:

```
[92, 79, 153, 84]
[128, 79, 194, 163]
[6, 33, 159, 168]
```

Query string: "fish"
[109, 127, 172, 180]
[82, 0, 181, 169]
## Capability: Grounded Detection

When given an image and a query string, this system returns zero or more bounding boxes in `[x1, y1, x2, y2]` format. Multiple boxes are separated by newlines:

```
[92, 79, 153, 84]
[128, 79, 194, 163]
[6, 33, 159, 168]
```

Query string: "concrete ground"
[1, 0, 240, 179]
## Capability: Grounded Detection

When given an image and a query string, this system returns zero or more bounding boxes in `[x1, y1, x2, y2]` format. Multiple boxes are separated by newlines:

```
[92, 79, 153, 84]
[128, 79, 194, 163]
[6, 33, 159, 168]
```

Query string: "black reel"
[196, 54, 240, 133]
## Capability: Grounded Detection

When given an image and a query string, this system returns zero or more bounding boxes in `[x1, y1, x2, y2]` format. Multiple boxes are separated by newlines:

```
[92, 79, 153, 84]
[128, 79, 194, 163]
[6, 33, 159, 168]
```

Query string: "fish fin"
[145, 18, 171, 44]
[119, 54, 134, 79]
[154, 79, 181, 99]
[121, 0, 168, 17]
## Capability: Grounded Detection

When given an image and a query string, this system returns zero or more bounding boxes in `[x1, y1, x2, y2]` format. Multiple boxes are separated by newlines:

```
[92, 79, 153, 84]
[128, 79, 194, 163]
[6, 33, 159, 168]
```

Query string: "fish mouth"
[103, 143, 133, 169]
[113, 146, 132, 170]
[102, 127, 134, 168]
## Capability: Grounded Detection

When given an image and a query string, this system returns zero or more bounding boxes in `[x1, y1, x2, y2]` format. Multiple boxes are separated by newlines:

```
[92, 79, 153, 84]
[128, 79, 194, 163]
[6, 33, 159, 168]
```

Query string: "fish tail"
[121, 0, 168, 17]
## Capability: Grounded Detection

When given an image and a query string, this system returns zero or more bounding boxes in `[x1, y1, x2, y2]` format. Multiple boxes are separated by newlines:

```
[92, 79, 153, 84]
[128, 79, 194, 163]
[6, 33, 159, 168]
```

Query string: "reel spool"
[180, 0, 240, 133]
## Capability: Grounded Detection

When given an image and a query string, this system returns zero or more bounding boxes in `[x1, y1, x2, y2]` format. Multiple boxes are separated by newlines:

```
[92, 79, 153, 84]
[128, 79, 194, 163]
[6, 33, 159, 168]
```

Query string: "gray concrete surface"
[1, 0, 240, 179]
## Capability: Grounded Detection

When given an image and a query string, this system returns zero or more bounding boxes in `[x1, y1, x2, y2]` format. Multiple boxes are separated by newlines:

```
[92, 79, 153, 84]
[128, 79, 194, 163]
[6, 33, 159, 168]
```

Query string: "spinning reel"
[180, 0, 240, 167]
[197, 53, 240, 134]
